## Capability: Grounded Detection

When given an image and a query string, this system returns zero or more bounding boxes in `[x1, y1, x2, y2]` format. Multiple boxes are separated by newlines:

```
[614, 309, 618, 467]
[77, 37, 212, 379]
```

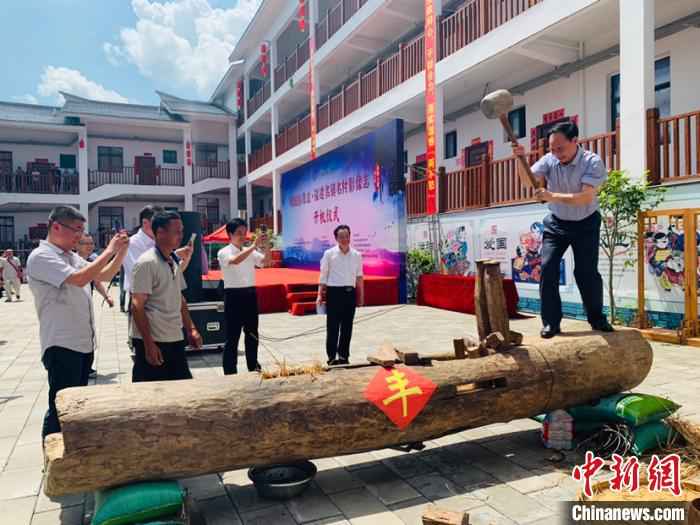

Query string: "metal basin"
[248, 460, 317, 500]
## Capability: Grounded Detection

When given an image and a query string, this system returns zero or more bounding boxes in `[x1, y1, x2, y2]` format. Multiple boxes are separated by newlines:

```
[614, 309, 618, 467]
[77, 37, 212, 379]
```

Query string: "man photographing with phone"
[130, 211, 202, 382]
[218, 219, 271, 375]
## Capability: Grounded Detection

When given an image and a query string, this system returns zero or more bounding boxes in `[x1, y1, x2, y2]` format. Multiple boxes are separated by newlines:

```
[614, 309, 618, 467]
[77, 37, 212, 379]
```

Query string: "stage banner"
[309, 34, 317, 160]
[424, 0, 437, 214]
[281, 119, 407, 301]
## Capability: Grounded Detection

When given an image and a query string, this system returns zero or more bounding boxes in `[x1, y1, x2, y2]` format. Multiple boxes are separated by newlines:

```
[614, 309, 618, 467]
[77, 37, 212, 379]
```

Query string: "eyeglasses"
[57, 222, 85, 234]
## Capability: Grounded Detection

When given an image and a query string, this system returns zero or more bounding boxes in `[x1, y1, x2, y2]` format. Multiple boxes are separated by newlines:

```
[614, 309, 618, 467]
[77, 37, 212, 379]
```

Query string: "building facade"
[2, 0, 699, 326]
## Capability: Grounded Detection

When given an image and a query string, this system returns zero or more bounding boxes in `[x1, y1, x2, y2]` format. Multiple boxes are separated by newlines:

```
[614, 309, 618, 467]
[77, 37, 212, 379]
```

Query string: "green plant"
[407, 248, 436, 302]
[598, 170, 666, 323]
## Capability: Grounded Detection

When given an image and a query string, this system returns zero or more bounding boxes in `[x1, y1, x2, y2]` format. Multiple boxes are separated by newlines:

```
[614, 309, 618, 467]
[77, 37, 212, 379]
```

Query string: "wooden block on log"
[509, 331, 523, 346]
[485, 332, 507, 351]
[474, 260, 492, 341]
[422, 505, 469, 525]
[483, 261, 511, 346]
[367, 342, 398, 367]
[452, 339, 467, 359]
[466, 347, 481, 359]
[397, 350, 421, 366]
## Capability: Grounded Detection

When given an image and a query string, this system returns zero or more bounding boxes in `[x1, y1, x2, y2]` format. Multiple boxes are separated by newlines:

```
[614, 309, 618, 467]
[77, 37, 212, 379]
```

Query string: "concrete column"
[228, 121, 239, 220]
[271, 104, 279, 159]
[245, 182, 254, 227]
[272, 170, 281, 235]
[183, 127, 193, 210]
[270, 39, 278, 94]
[619, 0, 655, 180]
[243, 72, 250, 122]
[244, 129, 252, 176]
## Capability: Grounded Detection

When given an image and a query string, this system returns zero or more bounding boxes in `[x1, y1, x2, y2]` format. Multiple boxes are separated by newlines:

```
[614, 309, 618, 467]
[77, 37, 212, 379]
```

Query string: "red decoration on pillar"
[79, 138, 85, 149]
[260, 42, 269, 77]
[236, 80, 243, 109]
[186, 158, 192, 166]
[298, 0, 306, 32]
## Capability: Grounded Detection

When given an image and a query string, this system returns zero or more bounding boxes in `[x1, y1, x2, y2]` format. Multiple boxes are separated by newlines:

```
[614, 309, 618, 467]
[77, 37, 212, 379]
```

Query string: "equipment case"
[186, 301, 226, 352]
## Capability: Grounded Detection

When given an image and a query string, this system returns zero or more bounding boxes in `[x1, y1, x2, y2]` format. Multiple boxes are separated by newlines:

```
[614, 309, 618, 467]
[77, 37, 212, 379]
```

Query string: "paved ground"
[1, 284, 699, 525]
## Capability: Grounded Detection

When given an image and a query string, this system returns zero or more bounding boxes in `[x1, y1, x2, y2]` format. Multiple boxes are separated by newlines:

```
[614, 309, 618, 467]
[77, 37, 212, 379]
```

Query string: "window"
[163, 150, 178, 164]
[611, 57, 671, 130]
[97, 146, 123, 172]
[0, 216, 14, 245]
[0, 151, 11, 176]
[444, 131, 458, 159]
[196, 198, 219, 232]
[60, 154, 76, 170]
[507, 107, 527, 140]
[196, 144, 218, 166]
[97, 207, 124, 247]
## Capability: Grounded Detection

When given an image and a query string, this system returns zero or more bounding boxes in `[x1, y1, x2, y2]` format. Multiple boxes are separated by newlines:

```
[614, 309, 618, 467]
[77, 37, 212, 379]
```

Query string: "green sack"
[631, 421, 677, 456]
[566, 394, 680, 426]
[92, 481, 184, 525]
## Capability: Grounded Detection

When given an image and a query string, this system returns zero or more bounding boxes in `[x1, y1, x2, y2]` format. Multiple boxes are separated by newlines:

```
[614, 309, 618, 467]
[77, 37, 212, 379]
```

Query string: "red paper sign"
[424, 0, 437, 215]
[364, 366, 437, 430]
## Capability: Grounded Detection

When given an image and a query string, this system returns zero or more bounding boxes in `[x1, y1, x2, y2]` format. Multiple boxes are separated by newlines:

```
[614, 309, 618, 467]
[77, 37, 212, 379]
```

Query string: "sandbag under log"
[44, 329, 653, 496]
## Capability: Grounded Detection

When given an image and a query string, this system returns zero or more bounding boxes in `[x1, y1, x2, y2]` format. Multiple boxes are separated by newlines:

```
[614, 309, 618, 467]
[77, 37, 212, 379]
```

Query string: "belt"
[328, 286, 355, 292]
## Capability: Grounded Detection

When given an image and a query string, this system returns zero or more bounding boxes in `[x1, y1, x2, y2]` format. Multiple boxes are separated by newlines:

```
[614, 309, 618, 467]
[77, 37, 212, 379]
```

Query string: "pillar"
[183, 127, 193, 210]
[271, 104, 279, 159]
[244, 129, 252, 177]
[272, 170, 281, 235]
[619, 0, 655, 181]
[228, 121, 239, 220]
[78, 127, 90, 230]
[245, 182, 253, 227]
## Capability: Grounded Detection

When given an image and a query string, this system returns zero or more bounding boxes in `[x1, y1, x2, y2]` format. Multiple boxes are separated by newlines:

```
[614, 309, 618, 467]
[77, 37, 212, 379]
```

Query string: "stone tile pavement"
[1, 283, 699, 525]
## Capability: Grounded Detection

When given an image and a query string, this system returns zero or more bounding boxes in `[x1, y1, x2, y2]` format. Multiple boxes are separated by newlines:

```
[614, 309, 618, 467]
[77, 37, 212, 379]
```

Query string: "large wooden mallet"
[480, 89, 541, 191]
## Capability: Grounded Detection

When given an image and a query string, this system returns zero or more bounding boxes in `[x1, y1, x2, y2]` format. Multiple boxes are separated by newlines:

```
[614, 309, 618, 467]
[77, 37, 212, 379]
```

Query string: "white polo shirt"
[218, 244, 264, 289]
[0, 256, 22, 281]
[319, 245, 363, 287]
[26, 240, 95, 356]
[123, 228, 155, 292]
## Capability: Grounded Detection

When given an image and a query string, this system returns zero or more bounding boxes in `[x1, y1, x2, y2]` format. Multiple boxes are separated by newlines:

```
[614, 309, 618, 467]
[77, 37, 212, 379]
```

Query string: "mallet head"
[480, 89, 514, 120]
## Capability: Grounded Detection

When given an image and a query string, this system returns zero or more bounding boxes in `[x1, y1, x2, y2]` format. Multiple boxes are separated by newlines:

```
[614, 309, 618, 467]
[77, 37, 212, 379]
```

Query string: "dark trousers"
[42, 347, 93, 440]
[540, 211, 606, 328]
[223, 287, 259, 374]
[326, 286, 357, 361]
[131, 339, 192, 382]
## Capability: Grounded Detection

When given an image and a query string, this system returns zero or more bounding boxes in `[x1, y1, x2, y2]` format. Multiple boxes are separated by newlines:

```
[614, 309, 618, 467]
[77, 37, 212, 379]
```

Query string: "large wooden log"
[44, 330, 653, 496]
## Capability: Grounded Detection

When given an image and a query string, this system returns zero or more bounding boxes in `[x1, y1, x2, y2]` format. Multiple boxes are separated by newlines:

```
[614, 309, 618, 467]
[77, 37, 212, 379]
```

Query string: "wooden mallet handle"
[499, 114, 541, 191]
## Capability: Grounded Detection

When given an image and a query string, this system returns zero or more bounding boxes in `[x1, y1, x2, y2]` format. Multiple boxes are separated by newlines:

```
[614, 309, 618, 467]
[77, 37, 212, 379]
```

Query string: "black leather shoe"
[592, 320, 614, 332]
[337, 358, 349, 365]
[540, 325, 560, 339]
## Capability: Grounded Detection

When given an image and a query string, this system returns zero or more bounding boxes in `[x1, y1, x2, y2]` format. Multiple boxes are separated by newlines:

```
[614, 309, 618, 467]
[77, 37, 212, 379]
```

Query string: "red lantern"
[260, 42, 269, 77]
[236, 80, 243, 109]
[298, 0, 306, 32]
[79, 138, 85, 149]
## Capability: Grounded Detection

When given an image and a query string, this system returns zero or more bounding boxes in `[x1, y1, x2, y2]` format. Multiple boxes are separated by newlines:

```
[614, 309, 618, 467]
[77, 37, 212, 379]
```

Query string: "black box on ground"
[186, 301, 225, 352]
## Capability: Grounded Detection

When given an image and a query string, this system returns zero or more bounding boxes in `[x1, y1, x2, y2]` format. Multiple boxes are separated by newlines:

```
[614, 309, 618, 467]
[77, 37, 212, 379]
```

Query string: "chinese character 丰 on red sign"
[364, 367, 437, 430]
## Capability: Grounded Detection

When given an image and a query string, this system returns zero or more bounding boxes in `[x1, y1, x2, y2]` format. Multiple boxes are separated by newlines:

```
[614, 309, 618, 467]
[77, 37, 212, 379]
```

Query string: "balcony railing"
[275, 0, 542, 157]
[246, 80, 271, 118]
[0, 172, 79, 195]
[88, 167, 184, 189]
[274, 38, 310, 90]
[248, 143, 273, 173]
[656, 110, 700, 183]
[250, 214, 274, 232]
[316, 0, 369, 49]
[193, 161, 230, 183]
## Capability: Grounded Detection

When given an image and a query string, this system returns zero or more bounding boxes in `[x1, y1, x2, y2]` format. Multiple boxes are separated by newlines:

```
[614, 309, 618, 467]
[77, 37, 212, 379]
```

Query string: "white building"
[0, 91, 275, 254]
[2, 0, 699, 327]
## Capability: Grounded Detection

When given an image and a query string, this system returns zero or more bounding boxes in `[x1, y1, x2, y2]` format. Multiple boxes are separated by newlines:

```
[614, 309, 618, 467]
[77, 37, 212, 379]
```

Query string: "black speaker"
[179, 211, 203, 304]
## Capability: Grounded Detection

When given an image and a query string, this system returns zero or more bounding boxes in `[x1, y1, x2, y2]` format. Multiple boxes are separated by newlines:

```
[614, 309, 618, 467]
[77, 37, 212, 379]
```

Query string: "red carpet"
[416, 273, 520, 317]
[203, 268, 399, 314]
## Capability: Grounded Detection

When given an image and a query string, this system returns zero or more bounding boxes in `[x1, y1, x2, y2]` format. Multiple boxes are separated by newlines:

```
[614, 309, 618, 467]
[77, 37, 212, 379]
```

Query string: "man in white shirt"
[218, 219, 270, 374]
[0, 249, 23, 302]
[26, 206, 128, 440]
[317, 224, 364, 365]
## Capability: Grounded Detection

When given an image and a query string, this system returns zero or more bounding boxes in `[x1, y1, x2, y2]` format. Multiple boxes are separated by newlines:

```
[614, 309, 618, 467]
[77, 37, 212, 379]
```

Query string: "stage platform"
[203, 268, 399, 314]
